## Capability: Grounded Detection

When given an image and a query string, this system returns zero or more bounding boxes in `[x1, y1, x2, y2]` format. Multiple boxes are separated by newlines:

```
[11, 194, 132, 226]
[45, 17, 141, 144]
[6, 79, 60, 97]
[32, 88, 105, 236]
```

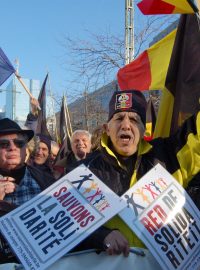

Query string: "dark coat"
[186, 173, 200, 210]
[70, 111, 200, 250]
[0, 164, 56, 264]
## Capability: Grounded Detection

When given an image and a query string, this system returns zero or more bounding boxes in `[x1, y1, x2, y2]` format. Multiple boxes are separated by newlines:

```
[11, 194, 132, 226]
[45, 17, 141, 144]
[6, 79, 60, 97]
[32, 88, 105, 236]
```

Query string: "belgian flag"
[117, 29, 176, 140]
[117, 29, 176, 91]
[118, 14, 200, 138]
[137, 0, 198, 15]
[154, 14, 200, 137]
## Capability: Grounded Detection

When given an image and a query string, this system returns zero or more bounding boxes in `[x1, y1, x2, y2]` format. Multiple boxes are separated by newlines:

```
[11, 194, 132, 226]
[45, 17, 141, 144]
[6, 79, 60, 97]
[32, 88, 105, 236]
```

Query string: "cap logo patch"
[115, 93, 132, 110]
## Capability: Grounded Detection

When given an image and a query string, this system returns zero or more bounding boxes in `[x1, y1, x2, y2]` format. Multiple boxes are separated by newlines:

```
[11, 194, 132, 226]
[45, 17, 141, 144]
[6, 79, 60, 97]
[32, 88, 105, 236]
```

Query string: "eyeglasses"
[0, 139, 27, 149]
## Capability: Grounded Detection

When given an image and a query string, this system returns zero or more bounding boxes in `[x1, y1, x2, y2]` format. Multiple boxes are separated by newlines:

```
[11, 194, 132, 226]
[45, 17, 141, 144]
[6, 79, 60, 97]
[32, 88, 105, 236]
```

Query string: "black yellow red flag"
[154, 14, 200, 137]
[137, 0, 198, 15]
[117, 29, 176, 91]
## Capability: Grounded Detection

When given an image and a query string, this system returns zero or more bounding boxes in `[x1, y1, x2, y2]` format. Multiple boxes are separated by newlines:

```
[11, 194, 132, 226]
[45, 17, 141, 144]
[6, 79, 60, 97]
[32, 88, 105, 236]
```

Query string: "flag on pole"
[59, 96, 72, 143]
[118, 13, 200, 138]
[154, 14, 200, 137]
[0, 48, 15, 86]
[36, 74, 51, 138]
[54, 96, 72, 167]
[137, 0, 198, 15]
[117, 29, 176, 91]
[0, 47, 42, 101]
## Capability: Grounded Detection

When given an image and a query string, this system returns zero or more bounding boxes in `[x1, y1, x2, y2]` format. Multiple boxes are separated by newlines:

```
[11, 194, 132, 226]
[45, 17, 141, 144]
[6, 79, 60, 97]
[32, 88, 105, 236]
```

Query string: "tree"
[59, 9, 177, 100]
[55, 2, 178, 130]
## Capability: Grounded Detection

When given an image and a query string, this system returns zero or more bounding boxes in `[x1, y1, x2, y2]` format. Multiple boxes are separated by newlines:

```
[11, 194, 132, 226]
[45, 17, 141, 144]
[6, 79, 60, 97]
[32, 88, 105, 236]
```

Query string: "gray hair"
[71, 130, 92, 142]
[51, 140, 59, 149]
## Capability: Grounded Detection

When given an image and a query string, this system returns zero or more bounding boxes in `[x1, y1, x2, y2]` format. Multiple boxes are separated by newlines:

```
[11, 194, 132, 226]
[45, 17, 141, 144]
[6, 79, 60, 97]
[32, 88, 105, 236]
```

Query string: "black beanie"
[108, 90, 147, 125]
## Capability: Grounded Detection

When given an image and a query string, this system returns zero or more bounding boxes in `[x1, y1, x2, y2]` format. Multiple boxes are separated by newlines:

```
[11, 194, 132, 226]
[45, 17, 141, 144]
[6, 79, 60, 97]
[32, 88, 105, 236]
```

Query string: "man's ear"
[103, 123, 109, 135]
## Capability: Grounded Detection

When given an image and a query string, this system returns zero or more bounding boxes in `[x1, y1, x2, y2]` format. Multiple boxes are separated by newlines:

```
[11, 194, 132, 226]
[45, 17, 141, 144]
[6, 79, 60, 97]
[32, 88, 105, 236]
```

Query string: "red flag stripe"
[138, 0, 175, 15]
[117, 51, 151, 91]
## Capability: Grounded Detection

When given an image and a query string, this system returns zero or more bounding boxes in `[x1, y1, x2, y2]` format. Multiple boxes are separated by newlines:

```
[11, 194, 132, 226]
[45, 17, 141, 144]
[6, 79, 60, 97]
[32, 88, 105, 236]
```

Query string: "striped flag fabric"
[117, 29, 176, 91]
[118, 13, 200, 138]
[144, 96, 157, 141]
[0, 48, 15, 86]
[137, 0, 198, 15]
[154, 14, 200, 137]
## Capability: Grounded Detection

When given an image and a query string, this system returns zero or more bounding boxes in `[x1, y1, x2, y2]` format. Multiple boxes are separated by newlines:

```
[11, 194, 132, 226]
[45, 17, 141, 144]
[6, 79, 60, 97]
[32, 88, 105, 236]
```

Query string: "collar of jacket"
[101, 132, 152, 169]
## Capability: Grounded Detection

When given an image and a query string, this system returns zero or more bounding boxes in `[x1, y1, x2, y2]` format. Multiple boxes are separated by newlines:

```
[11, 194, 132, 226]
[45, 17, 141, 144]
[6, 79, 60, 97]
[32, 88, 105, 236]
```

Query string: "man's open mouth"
[120, 134, 131, 142]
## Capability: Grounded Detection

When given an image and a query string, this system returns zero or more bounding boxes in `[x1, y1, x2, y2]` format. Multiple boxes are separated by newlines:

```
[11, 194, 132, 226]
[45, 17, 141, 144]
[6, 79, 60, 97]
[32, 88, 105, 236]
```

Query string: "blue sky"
[0, 0, 176, 110]
[0, 0, 126, 108]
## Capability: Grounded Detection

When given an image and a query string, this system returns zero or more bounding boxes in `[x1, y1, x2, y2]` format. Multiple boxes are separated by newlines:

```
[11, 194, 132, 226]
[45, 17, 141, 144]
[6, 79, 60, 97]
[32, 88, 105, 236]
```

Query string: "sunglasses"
[0, 139, 27, 149]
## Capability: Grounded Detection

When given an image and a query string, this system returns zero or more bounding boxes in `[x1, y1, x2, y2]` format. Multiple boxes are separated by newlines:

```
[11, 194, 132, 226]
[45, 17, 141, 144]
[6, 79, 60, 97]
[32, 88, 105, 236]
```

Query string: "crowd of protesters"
[0, 89, 199, 269]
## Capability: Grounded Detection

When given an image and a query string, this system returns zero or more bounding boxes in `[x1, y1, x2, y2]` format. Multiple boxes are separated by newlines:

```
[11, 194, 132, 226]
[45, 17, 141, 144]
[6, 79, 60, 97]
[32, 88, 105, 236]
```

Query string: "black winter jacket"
[70, 110, 200, 249]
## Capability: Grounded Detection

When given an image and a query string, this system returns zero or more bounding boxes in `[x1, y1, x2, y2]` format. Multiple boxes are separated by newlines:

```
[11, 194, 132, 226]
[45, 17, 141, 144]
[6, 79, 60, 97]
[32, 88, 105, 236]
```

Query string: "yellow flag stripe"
[164, 0, 195, 13]
[148, 29, 177, 90]
[153, 87, 174, 138]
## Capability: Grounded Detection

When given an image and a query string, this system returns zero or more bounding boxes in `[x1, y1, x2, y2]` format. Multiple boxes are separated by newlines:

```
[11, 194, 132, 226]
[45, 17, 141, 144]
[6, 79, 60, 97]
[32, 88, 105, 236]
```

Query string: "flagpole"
[15, 73, 34, 99]
[65, 95, 73, 136]
[15, 72, 41, 110]
[47, 73, 59, 142]
[63, 95, 72, 139]
[125, 0, 134, 64]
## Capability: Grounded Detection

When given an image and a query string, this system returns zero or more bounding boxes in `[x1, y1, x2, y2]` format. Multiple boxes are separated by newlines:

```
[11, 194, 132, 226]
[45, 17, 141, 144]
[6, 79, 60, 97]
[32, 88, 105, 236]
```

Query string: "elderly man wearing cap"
[25, 98, 60, 171]
[0, 118, 56, 263]
[0, 118, 56, 205]
[73, 90, 200, 257]
[27, 134, 53, 174]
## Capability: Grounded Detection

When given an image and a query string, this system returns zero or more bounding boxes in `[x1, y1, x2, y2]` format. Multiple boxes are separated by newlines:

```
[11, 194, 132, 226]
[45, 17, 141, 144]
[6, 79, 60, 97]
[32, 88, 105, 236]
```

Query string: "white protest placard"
[0, 164, 126, 270]
[119, 164, 200, 270]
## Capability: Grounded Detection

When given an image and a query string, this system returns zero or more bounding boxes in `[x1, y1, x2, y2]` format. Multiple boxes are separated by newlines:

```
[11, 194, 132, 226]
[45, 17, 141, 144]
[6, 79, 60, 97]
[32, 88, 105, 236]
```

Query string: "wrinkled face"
[34, 142, 49, 165]
[0, 133, 27, 170]
[71, 133, 91, 159]
[105, 111, 144, 157]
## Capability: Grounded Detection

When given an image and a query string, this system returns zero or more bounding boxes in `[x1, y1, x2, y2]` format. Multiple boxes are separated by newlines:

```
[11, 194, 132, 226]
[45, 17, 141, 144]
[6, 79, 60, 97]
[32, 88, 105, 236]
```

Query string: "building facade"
[5, 76, 40, 126]
[66, 79, 156, 133]
[68, 81, 118, 132]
